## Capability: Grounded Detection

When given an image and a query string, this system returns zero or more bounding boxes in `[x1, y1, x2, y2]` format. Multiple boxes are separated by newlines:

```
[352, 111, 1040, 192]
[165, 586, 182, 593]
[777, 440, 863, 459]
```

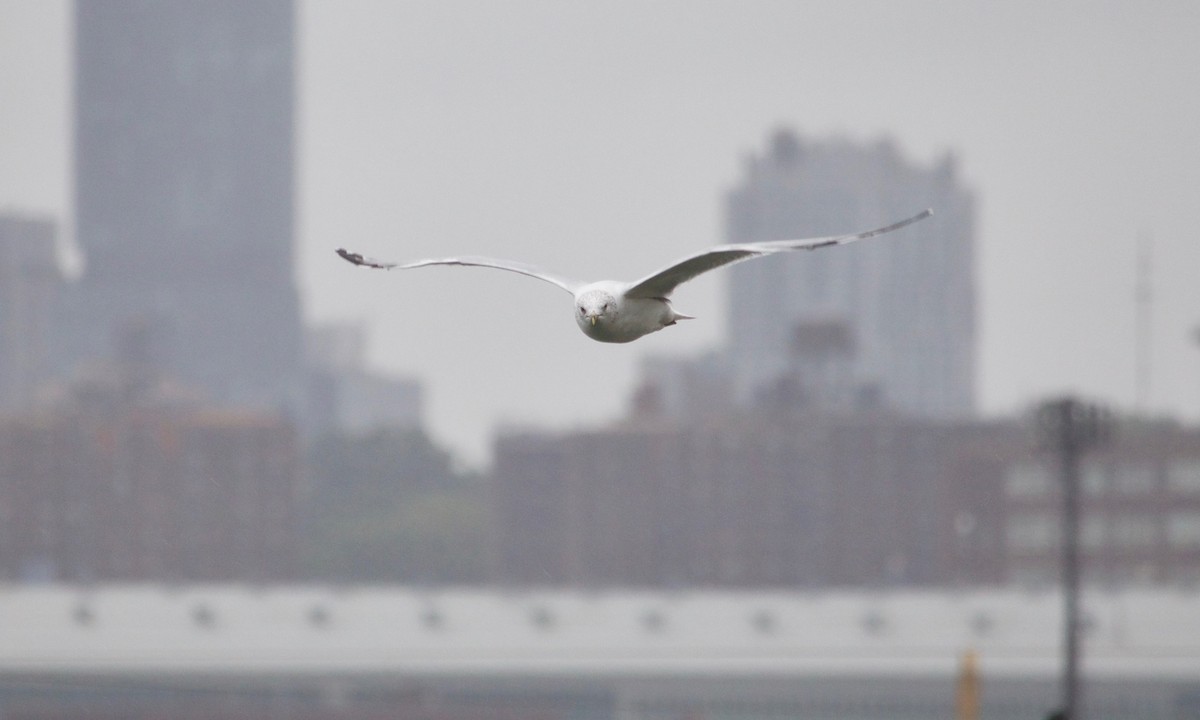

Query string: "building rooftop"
[1, 585, 1195, 681]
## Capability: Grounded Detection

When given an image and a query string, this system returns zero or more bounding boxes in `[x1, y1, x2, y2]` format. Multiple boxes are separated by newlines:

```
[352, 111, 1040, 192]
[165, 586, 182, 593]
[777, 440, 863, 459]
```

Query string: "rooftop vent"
[970, 611, 994, 637]
[861, 610, 888, 636]
[640, 609, 667, 633]
[421, 607, 444, 630]
[72, 602, 95, 627]
[529, 606, 555, 631]
[191, 603, 216, 629]
[308, 605, 331, 629]
[750, 609, 777, 635]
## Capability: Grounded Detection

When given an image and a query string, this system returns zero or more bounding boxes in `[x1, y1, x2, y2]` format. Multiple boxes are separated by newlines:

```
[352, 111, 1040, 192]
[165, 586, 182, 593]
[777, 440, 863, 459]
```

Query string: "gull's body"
[572, 281, 688, 343]
[336, 209, 932, 344]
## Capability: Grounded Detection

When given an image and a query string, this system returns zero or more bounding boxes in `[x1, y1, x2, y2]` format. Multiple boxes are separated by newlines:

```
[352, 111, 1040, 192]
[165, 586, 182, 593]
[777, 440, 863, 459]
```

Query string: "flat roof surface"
[0, 585, 1196, 681]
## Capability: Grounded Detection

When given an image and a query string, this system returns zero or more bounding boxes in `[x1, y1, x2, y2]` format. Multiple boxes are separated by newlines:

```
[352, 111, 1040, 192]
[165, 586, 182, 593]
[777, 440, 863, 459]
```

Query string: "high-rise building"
[63, 1, 301, 409]
[0, 214, 61, 413]
[724, 130, 976, 418]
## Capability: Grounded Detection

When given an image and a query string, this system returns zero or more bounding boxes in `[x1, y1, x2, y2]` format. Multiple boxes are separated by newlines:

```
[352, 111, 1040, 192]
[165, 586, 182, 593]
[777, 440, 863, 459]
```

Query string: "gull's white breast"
[574, 283, 678, 344]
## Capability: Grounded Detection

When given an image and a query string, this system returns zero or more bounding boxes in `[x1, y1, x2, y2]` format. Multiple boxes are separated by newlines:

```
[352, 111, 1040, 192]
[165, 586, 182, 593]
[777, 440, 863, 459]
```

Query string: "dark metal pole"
[1060, 407, 1082, 720]
[1037, 398, 1109, 720]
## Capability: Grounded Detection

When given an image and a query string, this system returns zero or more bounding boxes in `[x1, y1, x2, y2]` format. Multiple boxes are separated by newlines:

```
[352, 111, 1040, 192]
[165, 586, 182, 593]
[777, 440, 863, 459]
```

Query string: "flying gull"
[336, 209, 932, 344]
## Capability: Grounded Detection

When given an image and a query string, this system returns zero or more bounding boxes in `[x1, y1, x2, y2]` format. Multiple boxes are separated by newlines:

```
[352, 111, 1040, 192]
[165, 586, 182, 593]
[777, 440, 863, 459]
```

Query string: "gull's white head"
[575, 288, 617, 331]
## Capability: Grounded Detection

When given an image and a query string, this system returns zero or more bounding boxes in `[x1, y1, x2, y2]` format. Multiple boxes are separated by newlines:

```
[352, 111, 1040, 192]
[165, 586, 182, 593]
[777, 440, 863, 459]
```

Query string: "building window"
[1082, 517, 1107, 550]
[1007, 512, 1057, 550]
[1167, 460, 1200, 494]
[1173, 565, 1200, 587]
[1166, 513, 1200, 548]
[1082, 461, 1108, 496]
[1113, 463, 1157, 495]
[1011, 561, 1057, 587]
[1111, 516, 1157, 548]
[1006, 463, 1052, 498]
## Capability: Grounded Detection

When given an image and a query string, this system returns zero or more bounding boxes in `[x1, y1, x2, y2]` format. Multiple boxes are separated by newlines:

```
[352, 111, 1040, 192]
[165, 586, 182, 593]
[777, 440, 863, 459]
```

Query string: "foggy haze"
[2, 1, 1199, 463]
[2, 3, 1200, 717]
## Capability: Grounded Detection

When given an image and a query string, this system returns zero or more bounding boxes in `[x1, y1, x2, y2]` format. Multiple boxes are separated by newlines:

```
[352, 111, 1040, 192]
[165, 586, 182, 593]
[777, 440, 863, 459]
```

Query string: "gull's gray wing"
[336, 248, 580, 295]
[624, 209, 932, 299]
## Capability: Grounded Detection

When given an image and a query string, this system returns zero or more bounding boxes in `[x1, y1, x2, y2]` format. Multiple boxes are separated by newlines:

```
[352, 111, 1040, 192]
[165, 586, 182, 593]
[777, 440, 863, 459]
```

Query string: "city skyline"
[2, 2, 1199, 462]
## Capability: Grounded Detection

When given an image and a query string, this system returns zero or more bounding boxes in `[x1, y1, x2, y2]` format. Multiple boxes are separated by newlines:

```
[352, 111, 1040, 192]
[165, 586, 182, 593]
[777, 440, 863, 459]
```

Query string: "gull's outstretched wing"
[336, 248, 580, 295]
[624, 209, 932, 299]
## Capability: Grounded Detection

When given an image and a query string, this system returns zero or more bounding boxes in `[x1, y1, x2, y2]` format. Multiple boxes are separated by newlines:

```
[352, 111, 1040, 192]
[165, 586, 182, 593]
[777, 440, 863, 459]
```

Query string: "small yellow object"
[956, 648, 980, 720]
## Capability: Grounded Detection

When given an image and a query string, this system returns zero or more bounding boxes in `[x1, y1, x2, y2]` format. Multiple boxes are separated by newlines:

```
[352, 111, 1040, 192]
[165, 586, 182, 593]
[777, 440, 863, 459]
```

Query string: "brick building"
[0, 379, 299, 583]
[490, 409, 1200, 590]
[998, 420, 1200, 587]
[492, 411, 1005, 588]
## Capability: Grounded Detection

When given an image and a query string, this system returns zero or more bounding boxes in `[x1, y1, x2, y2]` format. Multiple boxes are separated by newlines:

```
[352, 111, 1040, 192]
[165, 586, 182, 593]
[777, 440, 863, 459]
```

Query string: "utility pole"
[1037, 398, 1111, 720]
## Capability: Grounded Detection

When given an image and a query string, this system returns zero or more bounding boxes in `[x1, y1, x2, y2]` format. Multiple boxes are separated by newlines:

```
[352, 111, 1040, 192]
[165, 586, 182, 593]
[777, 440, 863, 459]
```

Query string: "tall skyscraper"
[0, 214, 62, 413]
[724, 130, 976, 418]
[64, 1, 301, 409]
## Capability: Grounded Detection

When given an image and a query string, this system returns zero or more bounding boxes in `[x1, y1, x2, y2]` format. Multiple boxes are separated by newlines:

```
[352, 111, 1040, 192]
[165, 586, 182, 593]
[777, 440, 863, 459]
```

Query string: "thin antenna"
[1134, 232, 1153, 412]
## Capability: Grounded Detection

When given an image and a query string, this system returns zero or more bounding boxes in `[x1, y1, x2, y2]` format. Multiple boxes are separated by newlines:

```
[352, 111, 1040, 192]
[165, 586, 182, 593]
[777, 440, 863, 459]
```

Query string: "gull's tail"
[668, 309, 695, 325]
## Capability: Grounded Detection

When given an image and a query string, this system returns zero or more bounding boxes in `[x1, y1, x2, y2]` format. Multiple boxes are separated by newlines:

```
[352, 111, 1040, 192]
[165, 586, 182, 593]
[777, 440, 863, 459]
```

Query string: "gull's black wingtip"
[335, 247, 396, 270]
[336, 247, 373, 267]
[870, 209, 934, 238]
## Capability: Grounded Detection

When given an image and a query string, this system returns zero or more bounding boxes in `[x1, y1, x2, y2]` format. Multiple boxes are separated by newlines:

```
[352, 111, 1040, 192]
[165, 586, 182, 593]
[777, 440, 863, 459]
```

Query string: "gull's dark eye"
[579, 307, 586, 315]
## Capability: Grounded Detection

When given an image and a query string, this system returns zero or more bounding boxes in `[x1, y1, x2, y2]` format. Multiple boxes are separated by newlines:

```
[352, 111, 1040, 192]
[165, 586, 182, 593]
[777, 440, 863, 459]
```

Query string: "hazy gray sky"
[2, 1, 1198, 463]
